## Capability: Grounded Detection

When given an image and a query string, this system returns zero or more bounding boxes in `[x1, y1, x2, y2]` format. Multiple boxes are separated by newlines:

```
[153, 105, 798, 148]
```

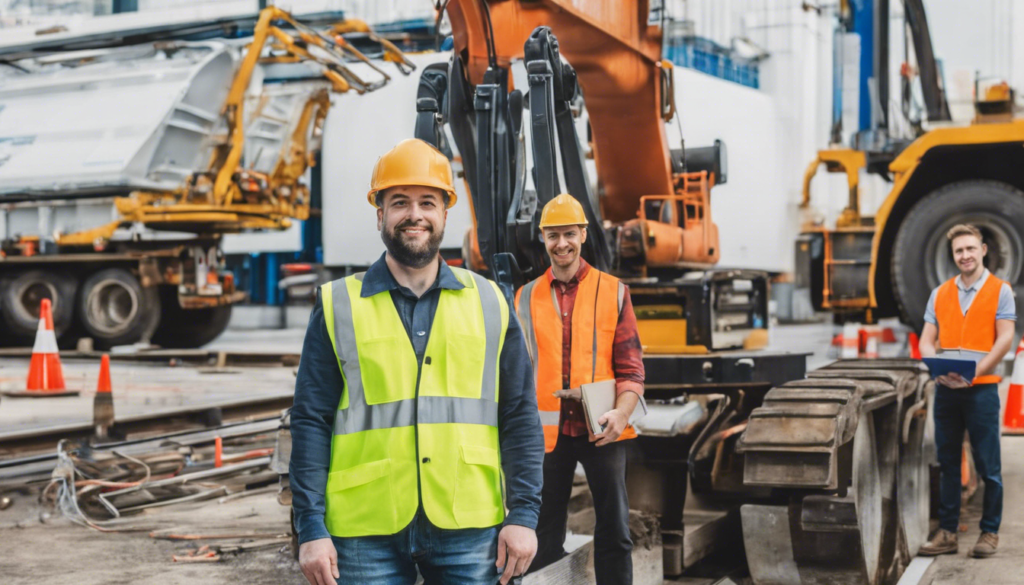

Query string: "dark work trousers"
[529, 434, 633, 585]
[934, 383, 1003, 534]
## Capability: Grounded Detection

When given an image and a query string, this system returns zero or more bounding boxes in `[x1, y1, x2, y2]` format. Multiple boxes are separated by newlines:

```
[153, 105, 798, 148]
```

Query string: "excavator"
[416, 0, 766, 355]
[800, 0, 1024, 343]
[0, 7, 413, 348]
[409, 1, 935, 583]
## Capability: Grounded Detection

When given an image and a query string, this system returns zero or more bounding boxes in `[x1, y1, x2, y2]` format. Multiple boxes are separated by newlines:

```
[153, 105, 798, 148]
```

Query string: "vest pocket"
[359, 336, 415, 403]
[452, 444, 504, 527]
[326, 459, 396, 533]
[445, 333, 487, 398]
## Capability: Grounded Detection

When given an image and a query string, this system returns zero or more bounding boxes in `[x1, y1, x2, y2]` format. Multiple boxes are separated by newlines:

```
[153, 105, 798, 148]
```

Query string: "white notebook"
[579, 380, 648, 434]
[580, 379, 617, 434]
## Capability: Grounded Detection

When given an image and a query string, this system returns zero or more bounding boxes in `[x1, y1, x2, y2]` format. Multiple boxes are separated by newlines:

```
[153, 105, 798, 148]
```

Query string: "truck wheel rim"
[926, 215, 1023, 290]
[20, 281, 57, 320]
[86, 279, 139, 335]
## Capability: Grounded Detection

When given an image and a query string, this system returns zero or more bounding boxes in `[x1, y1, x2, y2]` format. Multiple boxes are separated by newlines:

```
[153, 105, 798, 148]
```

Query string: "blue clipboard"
[922, 357, 976, 383]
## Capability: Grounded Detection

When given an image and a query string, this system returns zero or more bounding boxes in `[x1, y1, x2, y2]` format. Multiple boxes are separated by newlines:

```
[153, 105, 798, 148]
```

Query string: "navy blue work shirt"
[290, 253, 544, 544]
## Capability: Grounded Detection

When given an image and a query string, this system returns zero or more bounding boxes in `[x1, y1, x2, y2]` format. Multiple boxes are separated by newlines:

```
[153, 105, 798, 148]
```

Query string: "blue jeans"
[934, 383, 1003, 534]
[331, 511, 501, 584]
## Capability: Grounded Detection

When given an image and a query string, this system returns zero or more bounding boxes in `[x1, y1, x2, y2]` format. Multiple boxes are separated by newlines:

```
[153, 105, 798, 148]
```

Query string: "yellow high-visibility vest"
[320, 266, 508, 537]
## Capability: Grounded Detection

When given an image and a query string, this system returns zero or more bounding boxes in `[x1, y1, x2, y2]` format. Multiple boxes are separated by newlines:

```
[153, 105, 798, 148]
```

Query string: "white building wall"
[320, 52, 474, 267]
[733, 1, 835, 271]
[337, 0, 433, 24]
[668, 69, 786, 270]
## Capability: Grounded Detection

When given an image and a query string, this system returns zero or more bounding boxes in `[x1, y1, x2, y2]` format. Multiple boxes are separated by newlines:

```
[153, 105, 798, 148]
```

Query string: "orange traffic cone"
[2, 299, 79, 398]
[908, 332, 922, 360]
[27, 299, 65, 391]
[881, 328, 897, 343]
[93, 355, 115, 438]
[1003, 338, 1024, 434]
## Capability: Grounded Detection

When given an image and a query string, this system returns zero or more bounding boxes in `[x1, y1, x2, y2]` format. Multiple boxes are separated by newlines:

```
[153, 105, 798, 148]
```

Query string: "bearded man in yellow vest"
[290, 139, 544, 585]
[918, 224, 1015, 559]
[516, 194, 645, 584]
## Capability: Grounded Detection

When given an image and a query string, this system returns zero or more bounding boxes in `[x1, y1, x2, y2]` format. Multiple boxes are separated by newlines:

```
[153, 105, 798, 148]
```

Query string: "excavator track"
[737, 359, 933, 585]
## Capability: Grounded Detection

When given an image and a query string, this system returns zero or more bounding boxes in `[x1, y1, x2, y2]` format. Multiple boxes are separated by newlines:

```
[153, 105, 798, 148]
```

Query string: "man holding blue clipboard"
[918, 224, 1015, 558]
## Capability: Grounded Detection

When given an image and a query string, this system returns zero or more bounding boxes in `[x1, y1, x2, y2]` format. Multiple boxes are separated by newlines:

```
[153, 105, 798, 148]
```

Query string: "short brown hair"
[946, 223, 983, 244]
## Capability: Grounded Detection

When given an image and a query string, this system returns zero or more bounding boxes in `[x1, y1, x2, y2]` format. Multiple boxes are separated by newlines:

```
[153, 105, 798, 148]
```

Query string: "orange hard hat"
[367, 138, 457, 208]
[539, 193, 588, 228]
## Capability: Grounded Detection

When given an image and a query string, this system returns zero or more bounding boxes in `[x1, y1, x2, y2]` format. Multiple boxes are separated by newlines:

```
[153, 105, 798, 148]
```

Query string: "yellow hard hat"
[367, 138, 457, 208]
[539, 193, 588, 228]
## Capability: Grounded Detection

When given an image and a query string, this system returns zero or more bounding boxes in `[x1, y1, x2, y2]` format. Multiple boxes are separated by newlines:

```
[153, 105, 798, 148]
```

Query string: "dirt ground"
[0, 486, 305, 585]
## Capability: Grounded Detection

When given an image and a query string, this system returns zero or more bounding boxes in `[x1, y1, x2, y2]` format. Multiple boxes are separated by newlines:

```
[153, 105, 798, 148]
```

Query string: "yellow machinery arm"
[61, 7, 413, 245]
[802, 148, 867, 228]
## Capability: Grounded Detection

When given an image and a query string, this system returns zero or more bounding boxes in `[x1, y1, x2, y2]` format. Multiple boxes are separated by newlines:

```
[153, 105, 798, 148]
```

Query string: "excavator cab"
[974, 78, 1015, 123]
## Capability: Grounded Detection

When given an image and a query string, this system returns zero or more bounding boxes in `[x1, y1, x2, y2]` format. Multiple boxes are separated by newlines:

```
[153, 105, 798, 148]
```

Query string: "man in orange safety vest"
[515, 193, 645, 584]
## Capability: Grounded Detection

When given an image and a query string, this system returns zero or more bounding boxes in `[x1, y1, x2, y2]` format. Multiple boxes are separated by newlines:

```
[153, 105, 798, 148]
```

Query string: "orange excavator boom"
[446, 0, 674, 223]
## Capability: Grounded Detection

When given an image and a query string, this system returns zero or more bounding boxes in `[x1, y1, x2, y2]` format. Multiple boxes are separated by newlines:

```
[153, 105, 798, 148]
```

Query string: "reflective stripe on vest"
[515, 268, 636, 453]
[935, 274, 1005, 385]
[321, 267, 508, 536]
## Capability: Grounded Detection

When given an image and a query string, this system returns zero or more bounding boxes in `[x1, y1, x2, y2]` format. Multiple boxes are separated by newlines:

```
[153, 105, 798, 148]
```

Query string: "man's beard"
[382, 219, 444, 269]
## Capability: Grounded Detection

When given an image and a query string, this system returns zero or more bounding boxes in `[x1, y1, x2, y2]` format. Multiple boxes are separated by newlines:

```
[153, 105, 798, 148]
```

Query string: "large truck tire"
[77, 268, 161, 349]
[150, 287, 233, 348]
[0, 270, 77, 345]
[892, 180, 1024, 333]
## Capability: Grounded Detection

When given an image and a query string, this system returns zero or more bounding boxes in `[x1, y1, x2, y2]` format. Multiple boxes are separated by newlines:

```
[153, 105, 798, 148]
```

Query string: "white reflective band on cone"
[32, 327, 59, 354]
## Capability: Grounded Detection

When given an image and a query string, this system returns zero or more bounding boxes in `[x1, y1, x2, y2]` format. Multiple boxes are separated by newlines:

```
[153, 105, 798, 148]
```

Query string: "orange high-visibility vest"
[935, 274, 1006, 385]
[515, 268, 637, 452]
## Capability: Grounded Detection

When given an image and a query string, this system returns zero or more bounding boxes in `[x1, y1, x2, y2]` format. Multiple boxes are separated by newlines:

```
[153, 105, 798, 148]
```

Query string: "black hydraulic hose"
[687, 394, 732, 476]
[478, 0, 498, 69]
[434, 0, 451, 52]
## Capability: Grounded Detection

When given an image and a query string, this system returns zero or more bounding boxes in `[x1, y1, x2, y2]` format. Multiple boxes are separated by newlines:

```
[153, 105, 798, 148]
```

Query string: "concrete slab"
[0, 357, 295, 441]
[897, 557, 934, 585]
[204, 327, 305, 353]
